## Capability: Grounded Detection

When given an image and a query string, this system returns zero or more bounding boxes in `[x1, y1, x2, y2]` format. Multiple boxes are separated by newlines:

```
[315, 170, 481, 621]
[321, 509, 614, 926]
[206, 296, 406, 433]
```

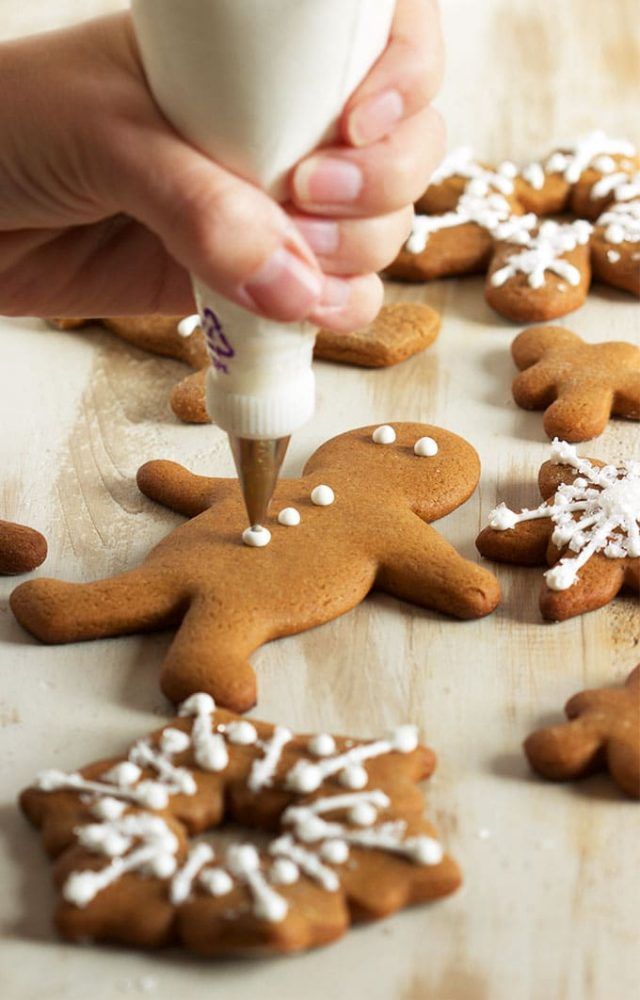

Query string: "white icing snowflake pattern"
[490, 220, 592, 289]
[488, 440, 640, 591]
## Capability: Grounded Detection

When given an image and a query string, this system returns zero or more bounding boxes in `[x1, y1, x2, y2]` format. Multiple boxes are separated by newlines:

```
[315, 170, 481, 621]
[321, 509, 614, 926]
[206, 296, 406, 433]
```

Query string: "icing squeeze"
[34, 701, 438, 924]
[488, 440, 640, 591]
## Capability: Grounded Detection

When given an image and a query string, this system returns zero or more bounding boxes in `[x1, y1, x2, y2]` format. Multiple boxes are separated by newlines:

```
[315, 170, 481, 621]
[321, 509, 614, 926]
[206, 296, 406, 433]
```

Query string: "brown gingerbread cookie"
[314, 302, 440, 368]
[590, 198, 640, 297]
[21, 692, 461, 955]
[11, 423, 501, 711]
[0, 518, 47, 575]
[510, 325, 640, 441]
[476, 439, 639, 621]
[524, 666, 640, 798]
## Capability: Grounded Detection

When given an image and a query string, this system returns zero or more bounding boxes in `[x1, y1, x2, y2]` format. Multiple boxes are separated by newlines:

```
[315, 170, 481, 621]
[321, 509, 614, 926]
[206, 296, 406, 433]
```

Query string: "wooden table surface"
[0, 2, 638, 999]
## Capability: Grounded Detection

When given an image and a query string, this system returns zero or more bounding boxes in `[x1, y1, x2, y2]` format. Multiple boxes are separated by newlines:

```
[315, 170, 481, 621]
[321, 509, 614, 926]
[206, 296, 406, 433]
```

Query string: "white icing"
[225, 721, 258, 746]
[319, 839, 350, 864]
[372, 425, 396, 445]
[606, 249, 621, 263]
[430, 147, 516, 195]
[414, 437, 439, 458]
[590, 171, 639, 201]
[170, 843, 214, 904]
[90, 797, 126, 821]
[591, 154, 616, 174]
[198, 866, 233, 897]
[269, 835, 339, 892]
[488, 440, 640, 591]
[490, 220, 592, 289]
[129, 739, 197, 796]
[179, 693, 228, 772]
[521, 162, 546, 190]
[339, 765, 368, 789]
[242, 525, 272, 547]
[310, 485, 335, 507]
[269, 857, 300, 886]
[407, 190, 512, 254]
[35, 769, 170, 811]
[277, 507, 301, 527]
[597, 199, 640, 244]
[490, 213, 538, 245]
[286, 728, 418, 794]
[226, 844, 288, 923]
[348, 802, 378, 827]
[543, 131, 636, 184]
[177, 315, 200, 339]
[307, 733, 337, 758]
[248, 726, 293, 792]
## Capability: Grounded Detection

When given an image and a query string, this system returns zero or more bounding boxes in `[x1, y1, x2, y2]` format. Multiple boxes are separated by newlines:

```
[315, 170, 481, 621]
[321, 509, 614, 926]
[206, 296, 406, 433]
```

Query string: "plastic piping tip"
[229, 435, 290, 529]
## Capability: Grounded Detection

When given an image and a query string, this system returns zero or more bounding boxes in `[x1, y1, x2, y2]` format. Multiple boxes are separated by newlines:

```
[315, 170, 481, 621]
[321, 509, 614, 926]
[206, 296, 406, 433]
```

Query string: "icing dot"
[310, 485, 335, 507]
[307, 734, 336, 758]
[103, 761, 142, 787]
[277, 507, 301, 527]
[226, 721, 258, 746]
[160, 727, 191, 755]
[372, 425, 396, 445]
[91, 797, 126, 821]
[339, 765, 368, 790]
[410, 837, 444, 866]
[177, 315, 200, 338]
[414, 437, 439, 458]
[242, 525, 272, 548]
[319, 839, 350, 864]
[227, 844, 260, 876]
[348, 802, 378, 827]
[295, 814, 328, 843]
[391, 724, 419, 754]
[489, 504, 519, 531]
[286, 762, 322, 793]
[135, 780, 170, 810]
[150, 854, 178, 879]
[180, 692, 215, 716]
[269, 858, 299, 886]
[199, 867, 233, 897]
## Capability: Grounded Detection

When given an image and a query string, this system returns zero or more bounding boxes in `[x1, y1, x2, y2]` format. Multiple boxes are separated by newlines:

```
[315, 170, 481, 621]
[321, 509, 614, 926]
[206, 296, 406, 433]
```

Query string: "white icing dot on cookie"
[307, 734, 337, 758]
[199, 867, 233, 897]
[177, 315, 200, 339]
[372, 425, 396, 445]
[277, 507, 301, 527]
[348, 802, 378, 827]
[310, 485, 335, 507]
[226, 721, 258, 746]
[339, 765, 368, 790]
[319, 839, 350, 864]
[414, 437, 439, 457]
[242, 525, 272, 548]
[269, 858, 299, 886]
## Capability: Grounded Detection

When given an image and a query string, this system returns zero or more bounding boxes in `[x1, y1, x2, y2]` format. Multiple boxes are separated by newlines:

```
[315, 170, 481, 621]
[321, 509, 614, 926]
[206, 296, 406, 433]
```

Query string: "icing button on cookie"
[242, 526, 271, 548]
[372, 425, 396, 445]
[278, 507, 301, 527]
[310, 485, 335, 507]
[414, 437, 439, 457]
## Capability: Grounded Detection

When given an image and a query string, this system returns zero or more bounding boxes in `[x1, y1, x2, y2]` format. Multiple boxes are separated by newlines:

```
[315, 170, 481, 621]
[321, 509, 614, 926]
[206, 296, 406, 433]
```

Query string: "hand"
[0, 2, 444, 329]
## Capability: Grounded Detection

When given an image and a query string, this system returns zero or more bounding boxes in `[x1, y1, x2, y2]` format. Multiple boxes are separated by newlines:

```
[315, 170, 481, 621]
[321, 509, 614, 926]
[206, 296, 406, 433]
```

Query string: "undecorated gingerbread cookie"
[476, 439, 639, 621]
[21, 692, 461, 955]
[0, 518, 47, 575]
[510, 325, 640, 441]
[314, 302, 440, 368]
[524, 666, 640, 798]
[11, 423, 500, 711]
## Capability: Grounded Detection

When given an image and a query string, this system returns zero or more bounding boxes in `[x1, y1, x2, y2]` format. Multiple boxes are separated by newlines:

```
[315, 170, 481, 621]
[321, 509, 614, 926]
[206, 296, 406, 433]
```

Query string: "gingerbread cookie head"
[21, 694, 461, 955]
[12, 423, 500, 712]
[476, 440, 640, 621]
[511, 325, 640, 441]
[524, 666, 640, 798]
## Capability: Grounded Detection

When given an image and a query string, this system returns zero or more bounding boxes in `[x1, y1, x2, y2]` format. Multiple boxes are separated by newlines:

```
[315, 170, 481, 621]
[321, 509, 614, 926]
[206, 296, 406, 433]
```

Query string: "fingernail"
[318, 276, 351, 310]
[242, 247, 322, 318]
[295, 157, 363, 206]
[349, 89, 404, 147]
[293, 218, 340, 255]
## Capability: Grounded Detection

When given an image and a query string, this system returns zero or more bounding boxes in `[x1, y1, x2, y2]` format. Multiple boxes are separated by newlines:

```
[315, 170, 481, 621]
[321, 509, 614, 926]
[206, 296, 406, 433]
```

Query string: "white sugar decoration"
[248, 726, 293, 792]
[520, 162, 546, 190]
[543, 131, 636, 184]
[430, 147, 517, 195]
[372, 425, 396, 445]
[407, 190, 513, 254]
[591, 170, 640, 203]
[597, 199, 640, 245]
[179, 693, 228, 772]
[177, 315, 200, 339]
[170, 843, 214, 905]
[63, 815, 179, 908]
[225, 720, 258, 746]
[285, 728, 418, 794]
[242, 525, 272, 548]
[269, 835, 340, 892]
[488, 440, 640, 591]
[310, 485, 335, 507]
[277, 507, 301, 527]
[226, 844, 288, 923]
[414, 437, 439, 458]
[490, 220, 592, 289]
[35, 768, 170, 812]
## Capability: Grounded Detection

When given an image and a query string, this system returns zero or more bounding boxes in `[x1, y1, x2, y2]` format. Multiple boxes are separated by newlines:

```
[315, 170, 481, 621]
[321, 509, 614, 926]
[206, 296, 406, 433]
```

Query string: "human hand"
[0, 2, 444, 330]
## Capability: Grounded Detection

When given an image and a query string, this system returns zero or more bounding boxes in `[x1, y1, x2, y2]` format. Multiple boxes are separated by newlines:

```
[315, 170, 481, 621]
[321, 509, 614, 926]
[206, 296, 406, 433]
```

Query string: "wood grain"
[0, 3, 638, 999]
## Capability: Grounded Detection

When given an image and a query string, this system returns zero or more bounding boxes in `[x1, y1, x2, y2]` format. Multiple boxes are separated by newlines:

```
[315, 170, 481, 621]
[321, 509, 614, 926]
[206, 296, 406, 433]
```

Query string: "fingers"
[291, 106, 445, 218]
[308, 273, 384, 333]
[291, 206, 414, 275]
[343, 0, 445, 147]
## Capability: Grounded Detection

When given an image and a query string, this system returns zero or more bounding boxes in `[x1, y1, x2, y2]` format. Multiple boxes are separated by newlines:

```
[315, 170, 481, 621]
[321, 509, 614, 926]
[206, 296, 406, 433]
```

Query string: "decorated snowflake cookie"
[21, 694, 460, 956]
[476, 440, 640, 620]
[11, 424, 500, 712]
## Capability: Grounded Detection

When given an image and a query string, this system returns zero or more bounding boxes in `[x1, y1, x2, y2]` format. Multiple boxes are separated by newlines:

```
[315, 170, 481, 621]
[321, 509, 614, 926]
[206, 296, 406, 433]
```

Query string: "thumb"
[108, 111, 325, 323]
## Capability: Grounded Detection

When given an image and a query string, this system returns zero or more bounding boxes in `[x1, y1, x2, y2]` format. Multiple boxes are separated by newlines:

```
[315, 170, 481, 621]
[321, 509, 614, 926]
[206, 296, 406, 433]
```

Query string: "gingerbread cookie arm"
[377, 519, 500, 620]
[476, 517, 553, 567]
[539, 551, 627, 621]
[613, 371, 640, 421]
[137, 462, 228, 518]
[10, 569, 184, 644]
[159, 597, 260, 710]
[524, 717, 603, 783]
[511, 326, 582, 370]
[537, 459, 598, 500]
[541, 384, 615, 442]
[0, 519, 47, 575]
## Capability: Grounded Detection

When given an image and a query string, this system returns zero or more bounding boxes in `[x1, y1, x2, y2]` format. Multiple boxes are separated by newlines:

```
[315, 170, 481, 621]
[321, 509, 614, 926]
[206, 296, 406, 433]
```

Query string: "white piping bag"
[131, 0, 395, 529]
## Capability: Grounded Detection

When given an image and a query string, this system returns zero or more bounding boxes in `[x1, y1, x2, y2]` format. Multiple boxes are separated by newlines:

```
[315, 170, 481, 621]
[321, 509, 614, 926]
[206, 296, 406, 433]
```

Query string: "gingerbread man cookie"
[510, 325, 640, 441]
[476, 440, 640, 621]
[11, 424, 501, 711]
[314, 302, 440, 368]
[0, 518, 47, 575]
[524, 666, 640, 798]
[21, 692, 461, 955]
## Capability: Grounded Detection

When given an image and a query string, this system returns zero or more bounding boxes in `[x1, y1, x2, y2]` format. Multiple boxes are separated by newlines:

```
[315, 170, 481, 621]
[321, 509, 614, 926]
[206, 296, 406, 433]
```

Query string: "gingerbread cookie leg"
[540, 551, 627, 622]
[378, 521, 501, 619]
[160, 599, 259, 710]
[539, 385, 615, 442]
[524, 717, 603, 782]
[11, 570, 183, 644]
[137, 461, 217, 518]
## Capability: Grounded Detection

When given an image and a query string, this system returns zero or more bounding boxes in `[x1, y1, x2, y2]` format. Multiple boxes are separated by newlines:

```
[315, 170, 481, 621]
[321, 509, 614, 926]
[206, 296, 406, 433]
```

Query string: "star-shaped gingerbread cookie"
[476, 439, 640, 621]
[524, 666, 640, 798]
[21, 692, 461, 955]
[510, 325, 640, 441]
[11, 423, 500, 711]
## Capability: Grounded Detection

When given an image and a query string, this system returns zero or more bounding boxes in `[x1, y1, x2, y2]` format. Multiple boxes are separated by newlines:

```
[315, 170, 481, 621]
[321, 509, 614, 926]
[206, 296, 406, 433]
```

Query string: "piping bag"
[131, 0, 395, 537]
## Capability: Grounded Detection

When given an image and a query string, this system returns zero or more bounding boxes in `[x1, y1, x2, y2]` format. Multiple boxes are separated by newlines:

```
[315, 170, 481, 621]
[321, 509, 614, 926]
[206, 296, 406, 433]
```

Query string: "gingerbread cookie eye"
[22, 697, 461, 955]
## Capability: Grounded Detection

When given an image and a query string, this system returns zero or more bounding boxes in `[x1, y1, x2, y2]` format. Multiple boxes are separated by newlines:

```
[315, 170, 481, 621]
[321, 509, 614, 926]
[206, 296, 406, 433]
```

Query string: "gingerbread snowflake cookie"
[524, 666, 640, 798]
[476, 440, 639, 621]
[510, 325, 640, 441]
[11, 423, 500, 711]
[21, 693, 461, 955]
[0, 518, 47, 575]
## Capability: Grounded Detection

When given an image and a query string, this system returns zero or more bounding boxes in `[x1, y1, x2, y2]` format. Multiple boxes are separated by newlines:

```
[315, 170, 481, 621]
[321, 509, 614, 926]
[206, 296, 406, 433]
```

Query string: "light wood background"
[0, 2, 638, 999]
